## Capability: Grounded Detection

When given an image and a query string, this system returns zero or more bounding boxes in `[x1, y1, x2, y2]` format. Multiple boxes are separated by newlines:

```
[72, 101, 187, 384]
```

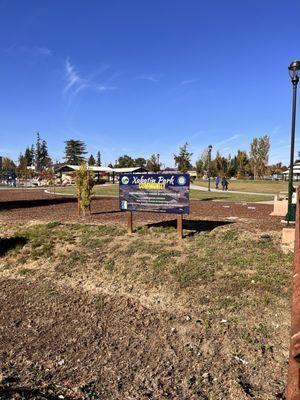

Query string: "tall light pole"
[157, 153, 160, 172]
[286, 60, 300, 224]
[208, 145, 212, 192]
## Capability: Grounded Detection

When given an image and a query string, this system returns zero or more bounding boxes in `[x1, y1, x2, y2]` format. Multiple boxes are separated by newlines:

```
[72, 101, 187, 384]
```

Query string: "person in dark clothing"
[221, 177, 229, 191]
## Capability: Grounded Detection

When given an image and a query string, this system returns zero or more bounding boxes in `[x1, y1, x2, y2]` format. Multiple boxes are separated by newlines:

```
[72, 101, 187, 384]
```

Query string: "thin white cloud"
[63, 59, 118, 104]
[63, 58, 87, 96]
[136, 74, 159, 82]
[35, 46, 52, 56]
[97, 85, 117, 92]
[5, 45, 52, 56]
[269, 126, 281, 136]
[216, 134, 241, 146]
[180, 79, 197, 85]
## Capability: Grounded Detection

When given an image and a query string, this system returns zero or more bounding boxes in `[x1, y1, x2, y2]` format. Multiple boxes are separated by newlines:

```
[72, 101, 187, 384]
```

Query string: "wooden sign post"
[177, 214, 183, 240]
[127, 211, 133, 234]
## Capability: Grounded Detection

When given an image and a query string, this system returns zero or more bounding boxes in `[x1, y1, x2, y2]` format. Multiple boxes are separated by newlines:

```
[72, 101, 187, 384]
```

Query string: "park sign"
[119, 173, 190, 214]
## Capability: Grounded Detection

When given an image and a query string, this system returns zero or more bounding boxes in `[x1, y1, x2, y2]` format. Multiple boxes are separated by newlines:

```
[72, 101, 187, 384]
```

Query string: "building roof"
[55, 164, 148, 174]
[113, 167, 148, 173]
[283, 168, 300, 174]
[55, 164, 113, 173]
[282, 161, 300, 174]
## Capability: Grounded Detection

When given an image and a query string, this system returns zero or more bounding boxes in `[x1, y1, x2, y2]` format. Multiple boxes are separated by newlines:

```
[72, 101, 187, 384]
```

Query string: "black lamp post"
[286, 60, 300, 224]
[208, 145, 212, 192]
[157, 153, 160, 172]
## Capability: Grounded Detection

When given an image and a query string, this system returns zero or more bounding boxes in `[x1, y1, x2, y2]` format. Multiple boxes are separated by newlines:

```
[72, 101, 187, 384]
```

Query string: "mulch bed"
[0, 189, 283, 231]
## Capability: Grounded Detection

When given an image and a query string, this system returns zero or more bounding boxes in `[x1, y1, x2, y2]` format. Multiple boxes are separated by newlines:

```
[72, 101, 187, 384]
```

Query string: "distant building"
[54, 164, 148, 184]
[282, 161, 300, 181]
[187, 170, 197, 178]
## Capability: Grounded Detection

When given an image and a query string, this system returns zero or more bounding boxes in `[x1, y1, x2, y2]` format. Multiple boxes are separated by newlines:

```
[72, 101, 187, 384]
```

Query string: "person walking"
[221, 176, 229, 191]
[214, 176, 220, 189]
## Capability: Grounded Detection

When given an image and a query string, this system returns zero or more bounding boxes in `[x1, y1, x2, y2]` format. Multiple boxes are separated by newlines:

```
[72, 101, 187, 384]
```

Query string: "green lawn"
[53, 184, 274, 202]
[193, 179, 289, 194]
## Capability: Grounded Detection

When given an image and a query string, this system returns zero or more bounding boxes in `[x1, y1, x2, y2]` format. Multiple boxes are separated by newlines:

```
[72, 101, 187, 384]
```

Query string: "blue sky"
[0, 0, 299, 167]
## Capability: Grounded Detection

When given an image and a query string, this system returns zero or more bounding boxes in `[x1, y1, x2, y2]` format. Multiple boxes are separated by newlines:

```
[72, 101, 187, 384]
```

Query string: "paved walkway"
[190, 184, 274, 197]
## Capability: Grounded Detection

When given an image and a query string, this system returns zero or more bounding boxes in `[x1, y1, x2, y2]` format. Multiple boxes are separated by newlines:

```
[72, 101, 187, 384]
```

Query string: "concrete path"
[190, 184, 275, 197]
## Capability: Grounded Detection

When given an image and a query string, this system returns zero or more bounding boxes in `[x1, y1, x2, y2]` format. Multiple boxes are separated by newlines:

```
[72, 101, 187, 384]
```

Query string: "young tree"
[174, 143, 193, 172]
[146, 154, 161, 172]
[64, 140, 87, 165]
[88, 154, 96, 166]
[76, 164, 95, 217]
[250, 135, 270, 178]
[96, 151, 102, 167]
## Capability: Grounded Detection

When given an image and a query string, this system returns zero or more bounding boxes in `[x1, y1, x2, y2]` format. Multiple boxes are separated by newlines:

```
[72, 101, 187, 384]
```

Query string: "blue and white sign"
[119, 173, 190, 214]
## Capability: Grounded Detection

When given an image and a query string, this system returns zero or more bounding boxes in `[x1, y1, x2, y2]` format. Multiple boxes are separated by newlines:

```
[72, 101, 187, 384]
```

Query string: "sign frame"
[119, 173, 190, 239]
[119, 173, 190, 215]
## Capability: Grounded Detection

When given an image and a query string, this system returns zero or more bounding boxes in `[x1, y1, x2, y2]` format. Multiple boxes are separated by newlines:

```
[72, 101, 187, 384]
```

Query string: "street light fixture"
[286, 60, 300, 224]
[208, 145, 213, 192]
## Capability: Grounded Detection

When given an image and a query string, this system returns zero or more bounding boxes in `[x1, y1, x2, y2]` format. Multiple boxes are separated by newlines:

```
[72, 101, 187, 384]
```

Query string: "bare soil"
[0, 189, 282, 231]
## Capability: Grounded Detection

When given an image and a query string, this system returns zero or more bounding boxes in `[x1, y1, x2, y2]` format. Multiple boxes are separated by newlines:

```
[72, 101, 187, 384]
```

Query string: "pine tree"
[40, 140, 51, 169]
[35, 132, 42, 171]
[174, 143, 193, 172]
[64, 140, 87, 165]
[24, 147, 34, 166]
[30, 144, 35, 166]
[96, 151, 102, 167]
[88, 154, 96, 166]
